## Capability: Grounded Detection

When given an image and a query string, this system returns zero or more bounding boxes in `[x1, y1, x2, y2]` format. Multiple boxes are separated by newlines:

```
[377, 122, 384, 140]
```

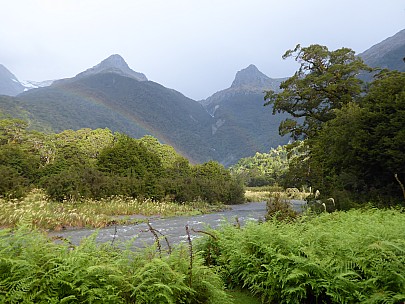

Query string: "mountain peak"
[75, 54, 148, 81]
[99, 54, 130, 70]
[231, 64, 271, 88]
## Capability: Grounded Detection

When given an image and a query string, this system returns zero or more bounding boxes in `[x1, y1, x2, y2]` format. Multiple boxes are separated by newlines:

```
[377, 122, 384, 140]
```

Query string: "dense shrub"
[0, 165, 28, 198]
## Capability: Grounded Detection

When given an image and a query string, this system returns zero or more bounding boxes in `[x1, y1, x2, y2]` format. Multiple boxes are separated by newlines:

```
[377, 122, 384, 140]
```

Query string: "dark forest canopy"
[0, 120, 244, 204]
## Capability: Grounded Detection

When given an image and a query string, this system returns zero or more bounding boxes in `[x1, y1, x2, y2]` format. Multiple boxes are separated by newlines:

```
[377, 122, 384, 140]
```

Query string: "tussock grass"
[245, 186, 310, 202]
[0, 189, 225, 231]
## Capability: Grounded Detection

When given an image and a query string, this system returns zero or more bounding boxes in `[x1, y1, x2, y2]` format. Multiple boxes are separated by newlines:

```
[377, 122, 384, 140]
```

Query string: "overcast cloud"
[0, 0, 404, 100]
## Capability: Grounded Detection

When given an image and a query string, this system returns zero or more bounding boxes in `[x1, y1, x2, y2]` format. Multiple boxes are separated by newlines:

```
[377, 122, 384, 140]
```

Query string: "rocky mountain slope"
[358, 29, 405, 80]
[0, 64, 25, 96]
[74, 54, 148, 82]
[200, 64, 289, 165]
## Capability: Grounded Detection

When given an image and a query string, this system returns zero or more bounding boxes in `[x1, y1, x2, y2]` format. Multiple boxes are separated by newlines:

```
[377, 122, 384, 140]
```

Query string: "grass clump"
[245, 186, 310, 202]
[0, 189, 226, 231]
[197, 208, 405, 303]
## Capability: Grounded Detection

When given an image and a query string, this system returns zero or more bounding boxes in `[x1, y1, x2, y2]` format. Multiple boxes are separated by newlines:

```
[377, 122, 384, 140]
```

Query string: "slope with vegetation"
[200, 64, 289, 166]
[0, 58, 291, 166]
[0, 225, 231, 303]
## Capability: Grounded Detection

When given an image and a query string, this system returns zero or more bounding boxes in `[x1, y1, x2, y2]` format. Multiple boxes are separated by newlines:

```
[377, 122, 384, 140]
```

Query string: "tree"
[97, 134, 162, 178]
[193, 161, 244, 204]
[264, 44, 371, 139]
[230, 146, 291, 186]
[0, 118, 28, 145]
[311, 70, 405, 205]
[139, 135, 180, 168]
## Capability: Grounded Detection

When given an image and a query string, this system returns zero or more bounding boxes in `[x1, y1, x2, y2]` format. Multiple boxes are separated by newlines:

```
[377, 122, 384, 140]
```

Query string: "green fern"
[0, 226, 230, 303]
[197, 208, 405, 303]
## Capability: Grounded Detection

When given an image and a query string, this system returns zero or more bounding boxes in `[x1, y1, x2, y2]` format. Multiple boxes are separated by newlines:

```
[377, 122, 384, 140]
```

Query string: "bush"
[265, 193, 298, 222]
[41, 167, 116, 201]
[0, 165, 28, 198]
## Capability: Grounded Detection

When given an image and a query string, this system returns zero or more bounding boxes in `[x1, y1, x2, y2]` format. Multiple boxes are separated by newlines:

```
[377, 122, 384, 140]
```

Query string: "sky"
[0, 0, 404, 100]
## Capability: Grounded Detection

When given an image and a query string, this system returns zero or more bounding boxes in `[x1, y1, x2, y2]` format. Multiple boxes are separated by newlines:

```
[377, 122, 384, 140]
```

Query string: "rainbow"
[53, 85, 196, 161]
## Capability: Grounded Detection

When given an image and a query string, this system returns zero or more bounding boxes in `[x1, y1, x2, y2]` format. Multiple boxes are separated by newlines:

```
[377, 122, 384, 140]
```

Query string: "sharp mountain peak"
[98, 54, 131, 70]
[75, 54, 148, 82]
[231, 64, 271, 88]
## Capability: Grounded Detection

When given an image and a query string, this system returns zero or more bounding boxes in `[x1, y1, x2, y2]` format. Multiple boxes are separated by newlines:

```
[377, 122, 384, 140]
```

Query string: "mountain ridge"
[200, 64, 286, 115]
[358, 29, 405, 80]
[199, 64, 289, 166]
[1, 29, 404, 166]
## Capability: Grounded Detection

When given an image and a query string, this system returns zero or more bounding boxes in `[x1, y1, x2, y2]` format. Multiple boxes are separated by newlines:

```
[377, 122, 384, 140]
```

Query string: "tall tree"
[264, 44, 371, 139]
[311, 70, 405, 204]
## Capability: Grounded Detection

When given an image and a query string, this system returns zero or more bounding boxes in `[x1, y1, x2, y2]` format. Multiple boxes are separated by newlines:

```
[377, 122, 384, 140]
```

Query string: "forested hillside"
[0, 58, 290, 166]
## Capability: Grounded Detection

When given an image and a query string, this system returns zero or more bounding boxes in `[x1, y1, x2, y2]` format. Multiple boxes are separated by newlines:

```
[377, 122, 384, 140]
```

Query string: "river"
[49, 200, 306, 249]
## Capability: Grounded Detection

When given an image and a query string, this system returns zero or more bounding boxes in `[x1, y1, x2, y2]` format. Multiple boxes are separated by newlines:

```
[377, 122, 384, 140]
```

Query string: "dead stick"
[186, 225, 193, 287]
[191, 228, 218, 240]
[394, 173, 405, 200]
[147, 221, 162, 258]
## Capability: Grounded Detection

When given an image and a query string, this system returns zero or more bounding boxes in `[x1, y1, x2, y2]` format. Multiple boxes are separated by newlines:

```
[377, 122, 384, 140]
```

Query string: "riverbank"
[0, 189, 228, 231]
[47, 201, 269, 248]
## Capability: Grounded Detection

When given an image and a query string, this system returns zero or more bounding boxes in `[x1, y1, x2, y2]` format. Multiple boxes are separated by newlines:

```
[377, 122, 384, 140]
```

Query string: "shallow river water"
[49, 200, 306, 248]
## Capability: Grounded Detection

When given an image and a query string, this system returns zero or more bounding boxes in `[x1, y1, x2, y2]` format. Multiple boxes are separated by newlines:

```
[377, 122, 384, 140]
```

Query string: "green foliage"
[265, 44, 371, 139]
[227, 289, 261, 304]
[41, 167, 116, 201]
[265, 193, 299, 222]
[193, 161, 245, 204]
[0, 143, 41, 198]
[0, 118, 28, 145]
[265, 44, 404, 205]
[311, 70, 405, 204]
[231, 144, 307, 187]
[0, 165, 28, 198]
[139, 135, 181, 169]
[197, 208, 405, 303]
[0, 116, 244, 204]
[97, 133, 162, 178]
[0, 226, 230, 303]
